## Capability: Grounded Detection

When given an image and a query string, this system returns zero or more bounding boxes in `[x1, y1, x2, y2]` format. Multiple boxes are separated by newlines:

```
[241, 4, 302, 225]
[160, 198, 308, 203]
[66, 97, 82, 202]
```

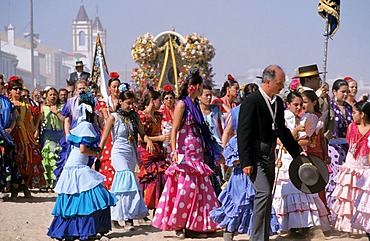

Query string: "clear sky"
[1, 0, 369, 90]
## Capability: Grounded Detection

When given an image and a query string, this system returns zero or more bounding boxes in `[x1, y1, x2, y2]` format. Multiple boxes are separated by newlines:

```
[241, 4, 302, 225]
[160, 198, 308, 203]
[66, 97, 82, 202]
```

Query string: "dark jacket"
[67, 71, 90, 86]
[237, 90, 301, 168]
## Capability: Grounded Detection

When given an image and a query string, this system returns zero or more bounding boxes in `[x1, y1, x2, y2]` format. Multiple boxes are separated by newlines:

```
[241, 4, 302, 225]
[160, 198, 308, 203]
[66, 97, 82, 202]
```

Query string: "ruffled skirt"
[41, 130, 63, 188]
[110, 169, 149, 221]
[211, 166, 280, 235]
[273, 154, 330, 232]
[137, 147, 169, 210]
[48, 165, 117, 240]
[351, 169, 370, 233]
[332, 160, 367, 233]
[152, 160, 219, 232]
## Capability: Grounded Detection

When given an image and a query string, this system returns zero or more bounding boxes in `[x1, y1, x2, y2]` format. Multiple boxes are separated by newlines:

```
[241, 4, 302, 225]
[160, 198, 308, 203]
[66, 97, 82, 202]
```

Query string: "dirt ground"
[0, 191, 368, 241]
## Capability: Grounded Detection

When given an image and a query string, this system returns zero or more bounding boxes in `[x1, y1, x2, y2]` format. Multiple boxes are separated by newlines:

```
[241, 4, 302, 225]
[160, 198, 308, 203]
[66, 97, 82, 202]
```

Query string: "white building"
[0, 3, 107, 90]
[71, 3, 107, 73]
[0, 23, 69, 89]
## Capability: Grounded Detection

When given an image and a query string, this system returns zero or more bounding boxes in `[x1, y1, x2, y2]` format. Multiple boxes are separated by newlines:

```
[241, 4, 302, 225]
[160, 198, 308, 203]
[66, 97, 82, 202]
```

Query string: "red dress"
[306, 112, 329, 212]
[96, 100, 115, 190]
[137, 110, 170, 209]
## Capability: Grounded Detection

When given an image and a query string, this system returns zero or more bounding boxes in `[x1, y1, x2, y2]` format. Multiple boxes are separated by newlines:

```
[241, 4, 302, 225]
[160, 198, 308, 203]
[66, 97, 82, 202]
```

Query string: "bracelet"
[170, 150, 178, 158]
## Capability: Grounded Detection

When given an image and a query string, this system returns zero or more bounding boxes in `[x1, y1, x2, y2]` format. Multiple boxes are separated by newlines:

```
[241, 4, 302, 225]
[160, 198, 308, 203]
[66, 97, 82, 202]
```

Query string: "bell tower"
[72, 3, 92, 70]
[92, 5, 107, 54]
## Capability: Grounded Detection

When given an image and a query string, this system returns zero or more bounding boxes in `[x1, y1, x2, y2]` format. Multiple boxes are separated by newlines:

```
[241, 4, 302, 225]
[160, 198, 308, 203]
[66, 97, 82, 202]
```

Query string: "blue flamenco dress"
[47, 120, 117, 240]
[54, 97, 100, 184]
[210, 105, 280, 236]
[110, 112, 149, 221]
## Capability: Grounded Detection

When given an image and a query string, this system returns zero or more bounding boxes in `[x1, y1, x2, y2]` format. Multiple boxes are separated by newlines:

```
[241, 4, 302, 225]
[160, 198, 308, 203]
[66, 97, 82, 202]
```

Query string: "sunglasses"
[12, 87, 22, 91]
[21, 95, 30, 98]
[68, 91, 73, 94]
[164, 97, 174, 100]
[0, 82, 5, 86]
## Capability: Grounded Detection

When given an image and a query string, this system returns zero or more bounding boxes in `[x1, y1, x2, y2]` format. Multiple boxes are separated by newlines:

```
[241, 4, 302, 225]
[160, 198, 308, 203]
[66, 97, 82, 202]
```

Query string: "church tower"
[72, 3, 92, 71]
[92, 6, 107, 55]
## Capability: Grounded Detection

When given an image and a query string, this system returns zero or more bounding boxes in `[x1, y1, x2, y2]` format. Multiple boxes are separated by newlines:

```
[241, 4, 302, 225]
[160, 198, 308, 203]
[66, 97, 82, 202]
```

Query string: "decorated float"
[131, 30, 216, 94]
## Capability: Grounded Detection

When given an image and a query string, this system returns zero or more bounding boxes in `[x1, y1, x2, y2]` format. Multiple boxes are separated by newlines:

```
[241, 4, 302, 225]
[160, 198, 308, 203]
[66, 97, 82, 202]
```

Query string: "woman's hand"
[162, 132, 171, 142]
[145, 139, 154, 154]
[50, 105, 58, 114]
[4, 128, 13, 134]
[275, 159, 282, 168]
[172, 153, 178, 164]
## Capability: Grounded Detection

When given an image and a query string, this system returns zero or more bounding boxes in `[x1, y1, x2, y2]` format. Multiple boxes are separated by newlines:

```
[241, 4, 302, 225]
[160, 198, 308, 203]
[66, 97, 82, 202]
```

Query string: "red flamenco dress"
[11, 101, 45, 188]
[137, 110, 170, 210]
[96, 100, 115, 190]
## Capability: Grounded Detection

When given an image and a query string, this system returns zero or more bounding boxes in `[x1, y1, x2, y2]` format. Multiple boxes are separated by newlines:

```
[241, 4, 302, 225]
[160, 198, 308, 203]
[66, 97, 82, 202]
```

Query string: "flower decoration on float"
[131, 33, 158, 64]
[178, 65, 214, 87]
[178, 33, 216, 64]
[131, 64, 160, 88]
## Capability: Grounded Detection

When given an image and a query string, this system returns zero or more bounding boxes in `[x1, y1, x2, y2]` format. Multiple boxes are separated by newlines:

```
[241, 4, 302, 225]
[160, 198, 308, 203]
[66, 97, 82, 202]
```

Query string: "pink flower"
[187, 85, 196, 95]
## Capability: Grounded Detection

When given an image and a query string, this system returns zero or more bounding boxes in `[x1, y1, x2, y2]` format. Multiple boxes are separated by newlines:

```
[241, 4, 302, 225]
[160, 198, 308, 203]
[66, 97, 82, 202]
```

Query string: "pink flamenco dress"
[96, 100, 115, 190]
[152, 99, 220, 232]
[332, 122, 370, 233]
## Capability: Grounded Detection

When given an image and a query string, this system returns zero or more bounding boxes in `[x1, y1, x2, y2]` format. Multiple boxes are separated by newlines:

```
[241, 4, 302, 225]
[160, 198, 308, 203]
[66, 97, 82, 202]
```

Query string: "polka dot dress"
[96, 100, 115, 190]
[326, 100, 352, 218]
[152, 108, 219, 232]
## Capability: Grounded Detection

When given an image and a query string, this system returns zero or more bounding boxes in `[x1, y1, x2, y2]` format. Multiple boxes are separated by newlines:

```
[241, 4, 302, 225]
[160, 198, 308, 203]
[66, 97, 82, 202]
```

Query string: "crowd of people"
[0, 63, 370, 241]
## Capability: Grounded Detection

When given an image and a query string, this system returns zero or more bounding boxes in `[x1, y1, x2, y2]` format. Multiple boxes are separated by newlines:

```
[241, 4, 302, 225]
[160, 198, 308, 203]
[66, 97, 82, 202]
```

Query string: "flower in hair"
[8, 76, 19, 82]
[227, 74, 235, 81]
[290, 78, 301, 90]
[343, 76, 353, 81]
[187, 85, 196, 95]
[110, 72, 120, 79]
[79, 91, 95, 106]
[163, 84, 173, 91]
[119, 83, 128, 93]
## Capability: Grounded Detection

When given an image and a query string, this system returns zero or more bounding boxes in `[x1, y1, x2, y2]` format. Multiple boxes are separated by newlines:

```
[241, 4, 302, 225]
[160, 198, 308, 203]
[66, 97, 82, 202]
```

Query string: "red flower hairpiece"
[109, 72, 120, 79]
[163, 84, 173, 91]
[227, 74, 235, 81]
[8, 75, 19, 82]
[343, 76, 353, 81]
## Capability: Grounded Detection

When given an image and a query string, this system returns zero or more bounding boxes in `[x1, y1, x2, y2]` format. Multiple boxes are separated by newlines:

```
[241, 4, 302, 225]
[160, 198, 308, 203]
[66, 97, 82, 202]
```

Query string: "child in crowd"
[335, 101, 370, 238]
[273, 91, 330, 238]
[47, 91, 117, 240]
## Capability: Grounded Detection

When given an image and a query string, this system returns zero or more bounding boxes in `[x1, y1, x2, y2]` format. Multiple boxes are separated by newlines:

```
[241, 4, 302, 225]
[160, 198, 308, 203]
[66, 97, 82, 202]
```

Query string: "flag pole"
[322, 15, 330, 83]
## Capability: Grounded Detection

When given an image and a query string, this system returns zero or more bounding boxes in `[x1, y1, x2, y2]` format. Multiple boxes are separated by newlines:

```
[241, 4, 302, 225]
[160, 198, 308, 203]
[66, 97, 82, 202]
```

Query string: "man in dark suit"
[66, 61, 90, 86]
[237, 65, 302, 241]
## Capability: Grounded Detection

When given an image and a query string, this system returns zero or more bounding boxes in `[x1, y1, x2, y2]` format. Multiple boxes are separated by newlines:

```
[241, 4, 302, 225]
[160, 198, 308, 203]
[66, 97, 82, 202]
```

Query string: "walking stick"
[272, 145, 284, 196]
